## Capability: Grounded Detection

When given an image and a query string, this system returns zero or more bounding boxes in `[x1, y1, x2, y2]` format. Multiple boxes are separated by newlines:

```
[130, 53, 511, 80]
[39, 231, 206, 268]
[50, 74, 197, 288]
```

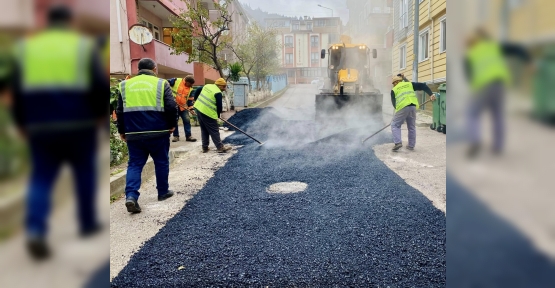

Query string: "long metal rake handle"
[219, 117, 264, 145]
[362, 98, 435, 144]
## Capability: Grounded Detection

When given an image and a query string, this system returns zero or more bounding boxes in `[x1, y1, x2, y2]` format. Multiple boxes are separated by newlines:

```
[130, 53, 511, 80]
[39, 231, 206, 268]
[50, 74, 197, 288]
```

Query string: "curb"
[109, 149, 181, 200]
[250, 86, 289, 108]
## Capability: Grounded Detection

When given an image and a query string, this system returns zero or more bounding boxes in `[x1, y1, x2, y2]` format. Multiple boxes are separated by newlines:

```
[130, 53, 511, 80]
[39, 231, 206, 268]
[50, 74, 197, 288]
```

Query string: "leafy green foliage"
[228, 62, 242, 82]
[110, 120, 128, 167]
[169, 0, 235, 78]
[232, 23, 280, 89]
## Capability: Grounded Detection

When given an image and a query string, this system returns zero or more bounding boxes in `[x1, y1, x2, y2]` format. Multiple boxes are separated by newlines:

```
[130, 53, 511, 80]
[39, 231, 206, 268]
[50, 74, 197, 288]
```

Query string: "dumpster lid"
[438, 83, 446, 90]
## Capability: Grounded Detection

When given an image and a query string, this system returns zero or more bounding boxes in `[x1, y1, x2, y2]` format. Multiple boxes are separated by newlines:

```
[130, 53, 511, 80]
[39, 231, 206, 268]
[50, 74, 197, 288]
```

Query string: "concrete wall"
[110, 0, 131, 75]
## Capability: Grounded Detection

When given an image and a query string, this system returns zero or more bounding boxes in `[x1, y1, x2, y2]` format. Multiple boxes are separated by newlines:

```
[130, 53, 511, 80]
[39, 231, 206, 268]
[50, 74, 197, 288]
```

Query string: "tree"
[231, 22, 280, 90]
[169, 0, 237, 78]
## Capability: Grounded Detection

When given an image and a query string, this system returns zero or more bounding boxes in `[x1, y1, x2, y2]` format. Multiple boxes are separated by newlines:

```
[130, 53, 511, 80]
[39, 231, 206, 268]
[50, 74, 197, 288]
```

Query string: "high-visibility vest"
[467, 40, 511, 92]
[392, 81, 419, 112]
[18, 29, 92, 92]
[171, 78, 192, 111]
[119, 74, 170, 135]
[194, 84, 220, 119]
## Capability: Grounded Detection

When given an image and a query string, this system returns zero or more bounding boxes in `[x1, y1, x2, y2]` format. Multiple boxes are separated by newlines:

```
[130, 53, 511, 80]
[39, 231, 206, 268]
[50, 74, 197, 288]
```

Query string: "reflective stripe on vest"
[193, 84, 219, 119]
[18, 30, 92, 92]
[467, 40, 511, 92]
[392, 81, 419, 112]
[120, 75, 165, 112]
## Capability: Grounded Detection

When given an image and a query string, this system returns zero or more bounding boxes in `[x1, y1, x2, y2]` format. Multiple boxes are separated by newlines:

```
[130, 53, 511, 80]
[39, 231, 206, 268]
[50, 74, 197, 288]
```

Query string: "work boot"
[80, 223, 103, 238]
[217, 145, 232, 153]
[186, 136, 197, 142]
[27, 235, 50, 261]
[158, 190, 175, 201]
[125, 197, 141, 213]
[172, 136, 179, 142]
[202, 147, 210, 153]
[392, 143, 403, 151]
[407, 146, 414, 151]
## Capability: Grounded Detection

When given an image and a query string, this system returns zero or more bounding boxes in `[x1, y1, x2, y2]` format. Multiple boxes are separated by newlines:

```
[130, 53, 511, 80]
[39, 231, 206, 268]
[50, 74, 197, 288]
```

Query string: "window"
[287, 70, 296, 77]
[399, 44, 406, 69]
[307, 23, 312, 30]
[141, 18, 161, 41]
[419, 28, 429, 62]
[399, 0, 408, 28]
[163, 27, 177, 45]
[440, 18, 446, 53]
[315, 19, 326, 26]
[310, 36, 319, 48]
[311, 52, 319, 63]
[285, 53, 294, 64]
[285, 36, 294, 47]
[293, 23, 299, 30]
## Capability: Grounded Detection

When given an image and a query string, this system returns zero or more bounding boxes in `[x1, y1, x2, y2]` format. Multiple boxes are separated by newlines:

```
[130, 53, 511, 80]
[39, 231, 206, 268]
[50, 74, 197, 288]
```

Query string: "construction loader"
[316, 35, 383, 122]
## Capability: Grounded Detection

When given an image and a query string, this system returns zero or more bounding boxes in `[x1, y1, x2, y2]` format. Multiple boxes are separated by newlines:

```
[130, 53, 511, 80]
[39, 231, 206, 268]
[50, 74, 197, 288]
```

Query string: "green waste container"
[438, 83, 446, 134]
[533, 46, 555, 123]
[430, 92, 442, 132]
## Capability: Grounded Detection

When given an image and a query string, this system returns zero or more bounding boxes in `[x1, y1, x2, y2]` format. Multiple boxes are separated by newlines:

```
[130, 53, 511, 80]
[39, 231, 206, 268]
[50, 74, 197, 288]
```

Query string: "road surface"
[111, 84, 446, 287]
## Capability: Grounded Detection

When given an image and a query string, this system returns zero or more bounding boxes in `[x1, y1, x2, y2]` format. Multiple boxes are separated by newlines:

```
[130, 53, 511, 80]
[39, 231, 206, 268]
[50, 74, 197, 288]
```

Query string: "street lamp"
[317, 4, 333, 17]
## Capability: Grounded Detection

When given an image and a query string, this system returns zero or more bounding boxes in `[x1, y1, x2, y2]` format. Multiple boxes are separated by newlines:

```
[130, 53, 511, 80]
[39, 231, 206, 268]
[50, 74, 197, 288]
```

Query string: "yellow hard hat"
[392, 76, 403, 84]
[215, 78, 227, 86]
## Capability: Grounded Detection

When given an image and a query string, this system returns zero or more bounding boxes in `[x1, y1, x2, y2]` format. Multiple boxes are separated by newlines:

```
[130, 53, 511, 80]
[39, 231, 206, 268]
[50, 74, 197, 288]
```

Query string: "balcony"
[154, 40, 194, 76]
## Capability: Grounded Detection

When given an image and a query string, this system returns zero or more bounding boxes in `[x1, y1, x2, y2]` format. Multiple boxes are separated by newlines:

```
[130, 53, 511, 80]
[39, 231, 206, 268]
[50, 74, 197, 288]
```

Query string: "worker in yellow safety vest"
[193, 78, 232, 153]
[390, 76, 436, 151]
[465, 28, 531, 158]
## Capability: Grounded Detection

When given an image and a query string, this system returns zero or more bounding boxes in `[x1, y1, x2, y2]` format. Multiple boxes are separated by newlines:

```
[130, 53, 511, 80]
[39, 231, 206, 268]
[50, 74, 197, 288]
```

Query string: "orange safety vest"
[174, 79, 192, 111]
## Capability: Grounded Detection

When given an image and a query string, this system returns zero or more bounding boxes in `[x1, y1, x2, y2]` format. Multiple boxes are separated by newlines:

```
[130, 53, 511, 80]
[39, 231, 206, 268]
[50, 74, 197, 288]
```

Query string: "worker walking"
[390, 76, 436, 151]
[193, 78, 232, 153]
[167, 75, 197, 142]
[10, 5, 108, 260]
[115, 58, 178, 213]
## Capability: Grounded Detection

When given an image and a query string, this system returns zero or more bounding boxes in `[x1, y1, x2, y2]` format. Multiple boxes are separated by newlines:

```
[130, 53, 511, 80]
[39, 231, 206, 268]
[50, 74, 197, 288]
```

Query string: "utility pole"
[412, 0, 420, 82]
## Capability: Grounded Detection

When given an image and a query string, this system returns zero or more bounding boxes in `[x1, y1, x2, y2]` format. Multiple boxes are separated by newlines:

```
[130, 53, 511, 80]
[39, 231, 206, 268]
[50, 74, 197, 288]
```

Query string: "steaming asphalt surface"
[111, 85, 446, 287]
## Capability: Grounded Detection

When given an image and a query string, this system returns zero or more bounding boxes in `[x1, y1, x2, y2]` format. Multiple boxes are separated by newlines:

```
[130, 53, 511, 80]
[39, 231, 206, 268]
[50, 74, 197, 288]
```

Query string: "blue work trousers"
[26, 129, 98, 237]
[125, 136, 170, 200]
[173, 110, 191, 138]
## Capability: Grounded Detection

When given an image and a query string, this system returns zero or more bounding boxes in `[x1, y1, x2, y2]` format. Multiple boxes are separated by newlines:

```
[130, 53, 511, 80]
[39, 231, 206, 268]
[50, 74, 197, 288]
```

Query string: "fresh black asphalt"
[111, 108, 446, 287]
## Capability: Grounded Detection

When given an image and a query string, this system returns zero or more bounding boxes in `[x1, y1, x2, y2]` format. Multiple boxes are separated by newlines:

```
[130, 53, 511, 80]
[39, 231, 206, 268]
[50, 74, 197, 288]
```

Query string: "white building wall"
[110, 0, 131, 75]
[295, 33, 309, 67]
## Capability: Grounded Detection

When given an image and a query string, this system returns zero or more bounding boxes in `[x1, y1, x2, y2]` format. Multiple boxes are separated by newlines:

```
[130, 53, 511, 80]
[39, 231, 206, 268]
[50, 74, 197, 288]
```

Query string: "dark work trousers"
[26, 129, 98, 237]
[173, 110, 191, 138]
[195, 109, 223, 149]
[391, 105, 417, 147]
[125, 136, 170, 200]
[467, 82, 505, 151]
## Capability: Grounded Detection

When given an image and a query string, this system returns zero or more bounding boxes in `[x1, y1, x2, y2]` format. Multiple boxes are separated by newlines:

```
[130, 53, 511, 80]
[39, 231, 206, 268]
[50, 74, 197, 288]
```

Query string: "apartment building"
[266, 16, 342, 84]
[110, 0, 249, 84]
[392, 0, 446, 97]
[345, 0, 394, 90]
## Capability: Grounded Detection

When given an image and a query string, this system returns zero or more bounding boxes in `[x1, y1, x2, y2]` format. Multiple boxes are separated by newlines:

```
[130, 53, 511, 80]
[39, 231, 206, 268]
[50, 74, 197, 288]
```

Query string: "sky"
[239, 0, 349, 25]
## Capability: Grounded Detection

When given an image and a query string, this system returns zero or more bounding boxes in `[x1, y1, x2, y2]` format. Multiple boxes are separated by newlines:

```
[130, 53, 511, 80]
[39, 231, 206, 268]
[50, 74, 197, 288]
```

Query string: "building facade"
[266, 16, 342, 84]
[345, 0, 394, 91]
[391, 0, 446, 91]
[110, 0, 248, 84]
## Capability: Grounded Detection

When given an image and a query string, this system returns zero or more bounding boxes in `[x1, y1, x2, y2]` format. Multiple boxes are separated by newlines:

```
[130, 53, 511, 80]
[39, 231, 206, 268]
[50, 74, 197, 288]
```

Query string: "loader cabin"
[321, 35, 377, 92]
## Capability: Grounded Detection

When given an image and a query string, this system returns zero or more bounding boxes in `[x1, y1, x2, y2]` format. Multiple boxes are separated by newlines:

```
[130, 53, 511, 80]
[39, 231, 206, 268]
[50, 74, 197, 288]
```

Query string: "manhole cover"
[267, 181, 308, 194]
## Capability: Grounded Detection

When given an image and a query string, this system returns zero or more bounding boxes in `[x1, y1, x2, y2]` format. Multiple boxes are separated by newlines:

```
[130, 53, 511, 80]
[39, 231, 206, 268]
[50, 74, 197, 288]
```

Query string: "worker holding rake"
[390, 75, 436, 151]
